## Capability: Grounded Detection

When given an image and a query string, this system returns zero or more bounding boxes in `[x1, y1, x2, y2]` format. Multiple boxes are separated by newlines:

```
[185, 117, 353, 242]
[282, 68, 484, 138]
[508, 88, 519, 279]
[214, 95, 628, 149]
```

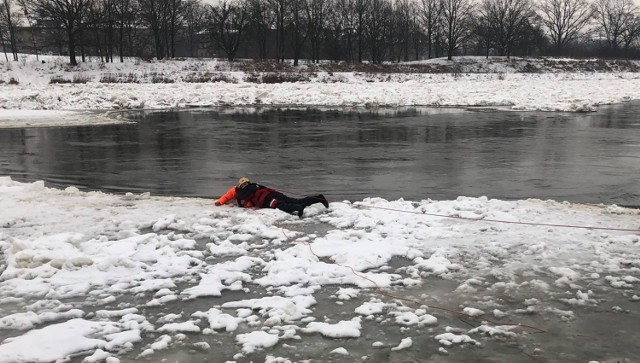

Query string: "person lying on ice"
[214, 177, 329, 218]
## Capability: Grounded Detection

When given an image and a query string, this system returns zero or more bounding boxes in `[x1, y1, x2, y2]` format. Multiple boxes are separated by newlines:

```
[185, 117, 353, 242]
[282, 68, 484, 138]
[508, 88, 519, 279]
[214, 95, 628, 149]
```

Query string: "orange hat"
[237, 177, 249, 186]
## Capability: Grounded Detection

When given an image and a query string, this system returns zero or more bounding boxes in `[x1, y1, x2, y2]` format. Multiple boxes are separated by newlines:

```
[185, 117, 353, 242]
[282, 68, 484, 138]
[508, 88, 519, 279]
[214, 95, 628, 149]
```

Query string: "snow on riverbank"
[1, 176, 639, 362]
[1, 56, 640, 122]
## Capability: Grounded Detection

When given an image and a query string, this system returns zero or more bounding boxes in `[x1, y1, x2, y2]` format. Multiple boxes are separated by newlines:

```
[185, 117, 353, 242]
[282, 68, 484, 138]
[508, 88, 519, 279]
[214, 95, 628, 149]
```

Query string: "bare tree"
[16, 0, 40, 60]
[474, 0, 493, 57]
[483, 0, 535, 57]
[410, 6, 423, 59]
[182, 0, 206, 57]
[266, 0, 288, 61]
[8, 0, 637, 63]
[166, 0, 184, 58]
[24, 0, 94, 65]
[366, 0, 392, 63]
[540, 0, 594, 53]
[393, 0, 411, 62]
[321, 0, 341, 61]
[0, 12, 8, 61]
[289, 0, 307, 65]
[441, 0, 473, 60]
[246, 0, 272, 59]
[514, 13, 547, 55]
[113, 0, 135, 61]
[1, 0, 19, 60]
[306, 0, 328, 63]
[334, 0, 357, 62]
[593, 0, 637, 53]
[138, 0, 185, 59]
[85, 0, 104, 61]
[419, 0, 441, 59]
[620, 11, 640, 50]
[123, 0, 141, 57]
[209, 0, 249, 61]
[138, 0, 167, 59]
[354, 0, 369, 62]
[105, 0, 116, 61]
[84, 0, 113, 62]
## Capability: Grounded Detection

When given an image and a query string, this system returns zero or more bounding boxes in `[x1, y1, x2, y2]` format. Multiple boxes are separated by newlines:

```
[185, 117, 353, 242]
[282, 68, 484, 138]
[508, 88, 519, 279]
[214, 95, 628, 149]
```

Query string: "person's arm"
[215, 186, 237, 206]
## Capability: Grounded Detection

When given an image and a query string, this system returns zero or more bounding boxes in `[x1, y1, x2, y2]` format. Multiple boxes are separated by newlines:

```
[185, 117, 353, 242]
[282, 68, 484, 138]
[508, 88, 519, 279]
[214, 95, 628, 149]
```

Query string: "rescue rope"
[350, 202, 640, 233]
[277, 189, 640, 233]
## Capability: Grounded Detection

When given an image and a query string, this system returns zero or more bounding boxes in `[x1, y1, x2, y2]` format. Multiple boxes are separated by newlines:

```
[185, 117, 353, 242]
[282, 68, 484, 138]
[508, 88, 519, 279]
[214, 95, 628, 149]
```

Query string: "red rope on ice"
[350, 202, 640, 233]
[276, 188, 640, 233]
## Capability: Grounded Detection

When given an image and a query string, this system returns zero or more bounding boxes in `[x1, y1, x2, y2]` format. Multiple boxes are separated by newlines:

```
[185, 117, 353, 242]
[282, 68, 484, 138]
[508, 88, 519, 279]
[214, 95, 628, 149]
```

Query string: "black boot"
[297, 206, 305, 218]
[300, 195, 329, 208]
[317, 194, 329, 208]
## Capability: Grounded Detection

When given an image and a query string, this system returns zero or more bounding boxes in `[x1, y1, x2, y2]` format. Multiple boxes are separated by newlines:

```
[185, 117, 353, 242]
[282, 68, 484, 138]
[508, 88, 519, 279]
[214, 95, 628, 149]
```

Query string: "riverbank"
[1, 56, 640, 119]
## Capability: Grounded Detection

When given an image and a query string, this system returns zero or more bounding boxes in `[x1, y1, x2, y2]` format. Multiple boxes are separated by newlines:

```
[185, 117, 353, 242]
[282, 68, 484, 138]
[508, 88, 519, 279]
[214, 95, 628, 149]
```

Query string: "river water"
[1, 104, 639, 206]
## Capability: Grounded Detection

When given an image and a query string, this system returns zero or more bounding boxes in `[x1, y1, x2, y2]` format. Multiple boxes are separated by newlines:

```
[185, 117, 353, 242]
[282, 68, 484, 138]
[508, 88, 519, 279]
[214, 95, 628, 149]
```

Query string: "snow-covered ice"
[0, 176, 639, 361]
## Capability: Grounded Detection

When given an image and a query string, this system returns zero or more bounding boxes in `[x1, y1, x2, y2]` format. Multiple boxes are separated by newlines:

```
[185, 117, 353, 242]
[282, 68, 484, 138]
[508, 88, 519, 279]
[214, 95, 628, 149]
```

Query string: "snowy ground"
[1, 56, 640, 129]
[0, 177, 639, 362]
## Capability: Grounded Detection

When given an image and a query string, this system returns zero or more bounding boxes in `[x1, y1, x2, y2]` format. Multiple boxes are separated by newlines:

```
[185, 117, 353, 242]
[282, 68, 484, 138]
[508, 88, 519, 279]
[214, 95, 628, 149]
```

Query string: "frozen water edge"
[0, 110, 133, 128]
[0, 100, 622, 131]
[0, 178, 639, 362]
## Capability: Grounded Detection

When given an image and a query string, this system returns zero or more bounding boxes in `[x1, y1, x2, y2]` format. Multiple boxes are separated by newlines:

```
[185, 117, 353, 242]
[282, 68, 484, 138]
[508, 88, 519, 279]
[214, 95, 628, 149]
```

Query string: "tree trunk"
[347, 31, 352, 63]
[357, 29, 363, 63]
[108, 23, 114, 62]
[29, 27, 39, 61]
[80, 31, 85, 63]
[154, 30, 163, 59]
[170, 23, 176, 58]
[68, 29, 78, 65]
[427, 28, 432, 59]
[1, 30, 8, 61]
[9, 26, 18, 61]
[119, 24, 124, 62]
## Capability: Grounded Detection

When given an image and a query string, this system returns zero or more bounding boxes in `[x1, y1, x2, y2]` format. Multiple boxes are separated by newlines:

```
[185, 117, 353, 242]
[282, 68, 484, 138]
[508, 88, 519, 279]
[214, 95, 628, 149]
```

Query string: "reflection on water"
[1, 105, 639, 205]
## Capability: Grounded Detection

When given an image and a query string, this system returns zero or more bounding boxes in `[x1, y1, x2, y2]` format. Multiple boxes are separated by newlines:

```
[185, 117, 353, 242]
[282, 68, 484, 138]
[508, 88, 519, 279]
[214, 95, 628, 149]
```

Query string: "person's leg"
[275, 202, 305, 218]
[299, 195, 329, 208]
[268, 192, 328, 218]
[269, 191, 328, 208]
[268, 192, 305, 218]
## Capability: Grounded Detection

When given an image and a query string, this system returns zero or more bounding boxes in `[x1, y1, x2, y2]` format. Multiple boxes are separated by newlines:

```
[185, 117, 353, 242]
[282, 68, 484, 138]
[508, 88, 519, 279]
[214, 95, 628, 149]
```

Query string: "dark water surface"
[1, 104, 639, 206]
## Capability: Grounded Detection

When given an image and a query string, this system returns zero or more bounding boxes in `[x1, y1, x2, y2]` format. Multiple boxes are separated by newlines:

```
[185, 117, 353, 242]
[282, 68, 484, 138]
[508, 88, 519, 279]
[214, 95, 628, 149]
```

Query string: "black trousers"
[264, 192, 321, 214]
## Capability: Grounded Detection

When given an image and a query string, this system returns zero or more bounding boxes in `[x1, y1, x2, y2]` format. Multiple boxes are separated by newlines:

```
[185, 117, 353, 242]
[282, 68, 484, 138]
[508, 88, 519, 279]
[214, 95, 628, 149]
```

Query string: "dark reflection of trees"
[212, 107, 425, 151]
[0, 129, 32, 180]
[40, 124, 143, 188]
[129, 112, 188, 193]
[151, 113, 185, 161]
[356, 124, 410, 143]
[423, 118, 531, 144]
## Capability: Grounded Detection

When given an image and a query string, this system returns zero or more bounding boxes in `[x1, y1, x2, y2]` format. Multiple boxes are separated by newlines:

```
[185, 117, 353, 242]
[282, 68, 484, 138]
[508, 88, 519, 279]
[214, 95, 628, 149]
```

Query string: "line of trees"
[1, 0, 639, 65]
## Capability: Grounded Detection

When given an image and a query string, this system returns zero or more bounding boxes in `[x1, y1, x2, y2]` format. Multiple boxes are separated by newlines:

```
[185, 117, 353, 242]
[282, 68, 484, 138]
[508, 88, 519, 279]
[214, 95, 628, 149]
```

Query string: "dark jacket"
[236, 182, 276, 208]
